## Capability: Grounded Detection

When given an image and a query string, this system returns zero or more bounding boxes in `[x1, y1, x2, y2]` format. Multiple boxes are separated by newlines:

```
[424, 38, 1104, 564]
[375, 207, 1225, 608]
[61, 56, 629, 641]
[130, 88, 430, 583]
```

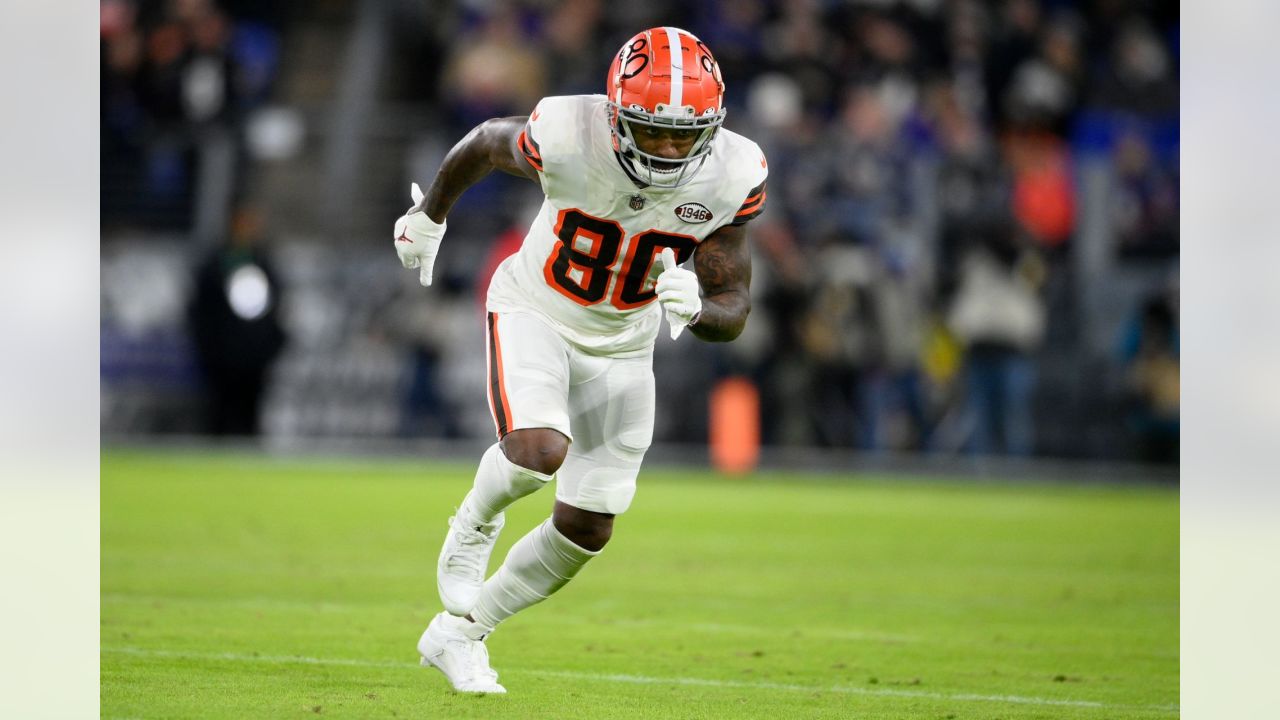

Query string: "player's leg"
[422, 312, 575, 693]
[554, 350, 654, 517]
[457, 429, 566, 525]
[437, 312, 572, 616]
[422, 508, 605, 688]
[551, 499, 612, 551]
[464, 507, 603, 634]
[464, 312, 573, 520]
[450, 501, 610, 637]
[467, 351, 654, 634]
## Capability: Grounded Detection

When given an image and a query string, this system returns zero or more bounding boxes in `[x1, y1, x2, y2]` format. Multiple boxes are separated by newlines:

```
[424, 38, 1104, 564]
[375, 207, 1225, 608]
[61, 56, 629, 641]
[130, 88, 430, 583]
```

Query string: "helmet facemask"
[609, 102, 725, 188]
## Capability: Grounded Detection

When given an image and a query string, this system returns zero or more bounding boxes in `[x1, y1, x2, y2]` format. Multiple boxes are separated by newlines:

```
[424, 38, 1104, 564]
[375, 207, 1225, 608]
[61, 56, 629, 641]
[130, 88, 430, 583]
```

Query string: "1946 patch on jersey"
[674, 203, 713, 224]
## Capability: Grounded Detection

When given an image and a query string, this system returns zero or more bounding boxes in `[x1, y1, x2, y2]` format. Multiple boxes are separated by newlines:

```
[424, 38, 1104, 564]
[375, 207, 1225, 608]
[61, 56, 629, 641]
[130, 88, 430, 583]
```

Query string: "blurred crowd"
[100, 0, 284, 229]
[101, 0, 1179, 463]
[395, 0, 1179, 460]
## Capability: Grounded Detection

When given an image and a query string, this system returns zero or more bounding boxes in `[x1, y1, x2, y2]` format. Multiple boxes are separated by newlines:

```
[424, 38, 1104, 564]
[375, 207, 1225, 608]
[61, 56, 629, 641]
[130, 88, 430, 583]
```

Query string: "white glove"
[656, 247, 702, 340]
[393, 182, 447, 286]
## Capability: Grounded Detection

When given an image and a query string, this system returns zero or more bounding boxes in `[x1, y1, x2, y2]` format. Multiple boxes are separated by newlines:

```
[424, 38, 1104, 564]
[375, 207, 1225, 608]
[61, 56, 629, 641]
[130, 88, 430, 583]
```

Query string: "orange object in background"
[1004, 131, 1076, 248]
[709, 376, 760, 475]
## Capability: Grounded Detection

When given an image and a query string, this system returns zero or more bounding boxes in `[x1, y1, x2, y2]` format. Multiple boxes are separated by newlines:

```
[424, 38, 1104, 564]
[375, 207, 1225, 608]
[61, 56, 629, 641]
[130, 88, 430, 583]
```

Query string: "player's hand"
[393, 183, 447, 287]
[657, 248, 701, 340]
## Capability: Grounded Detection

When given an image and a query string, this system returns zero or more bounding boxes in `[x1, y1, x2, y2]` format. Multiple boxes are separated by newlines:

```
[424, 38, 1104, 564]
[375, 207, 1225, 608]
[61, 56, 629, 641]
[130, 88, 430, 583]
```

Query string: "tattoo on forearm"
[691, 229, 752, 342]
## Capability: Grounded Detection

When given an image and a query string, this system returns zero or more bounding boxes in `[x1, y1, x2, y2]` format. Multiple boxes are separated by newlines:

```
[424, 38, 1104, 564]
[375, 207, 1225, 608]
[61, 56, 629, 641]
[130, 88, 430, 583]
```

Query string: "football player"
[395, 26, 767, 693]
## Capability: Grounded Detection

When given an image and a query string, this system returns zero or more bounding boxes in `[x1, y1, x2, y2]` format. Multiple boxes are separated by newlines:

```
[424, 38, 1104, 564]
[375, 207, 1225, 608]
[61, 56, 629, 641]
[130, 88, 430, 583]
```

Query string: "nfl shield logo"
[629, 195, 645, 211]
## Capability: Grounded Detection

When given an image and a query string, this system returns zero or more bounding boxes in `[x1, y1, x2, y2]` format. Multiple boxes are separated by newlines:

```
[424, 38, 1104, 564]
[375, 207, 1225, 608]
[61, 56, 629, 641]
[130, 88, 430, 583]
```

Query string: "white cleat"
[437, 509, 504, 616]
[417, 612, 506, 694]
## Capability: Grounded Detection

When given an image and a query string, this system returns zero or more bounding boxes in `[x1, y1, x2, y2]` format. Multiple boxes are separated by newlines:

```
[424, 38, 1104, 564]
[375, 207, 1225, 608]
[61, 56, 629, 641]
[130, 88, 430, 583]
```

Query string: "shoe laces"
[445, 514, 497, 578]
[467, 640, 499, 684]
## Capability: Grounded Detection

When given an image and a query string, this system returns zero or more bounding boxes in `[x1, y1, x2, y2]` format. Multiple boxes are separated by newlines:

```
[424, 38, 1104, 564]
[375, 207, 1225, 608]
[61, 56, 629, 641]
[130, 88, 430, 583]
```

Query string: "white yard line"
[102, 646, 1178, 714]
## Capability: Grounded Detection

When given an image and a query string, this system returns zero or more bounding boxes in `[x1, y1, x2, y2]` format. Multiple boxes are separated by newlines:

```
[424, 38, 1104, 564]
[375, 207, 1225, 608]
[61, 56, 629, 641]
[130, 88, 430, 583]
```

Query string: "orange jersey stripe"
[521, 127, 542, 160]
[736, 190, 767, 216]
[486, 313, 513, 437]
[732, 180, 768, 225]
[517, 128, 543, 171]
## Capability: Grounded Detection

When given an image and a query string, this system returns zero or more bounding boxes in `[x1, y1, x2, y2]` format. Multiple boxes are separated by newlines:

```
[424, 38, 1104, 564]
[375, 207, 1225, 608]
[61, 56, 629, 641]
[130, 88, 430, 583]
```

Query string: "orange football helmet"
[606, 27, 726, 188]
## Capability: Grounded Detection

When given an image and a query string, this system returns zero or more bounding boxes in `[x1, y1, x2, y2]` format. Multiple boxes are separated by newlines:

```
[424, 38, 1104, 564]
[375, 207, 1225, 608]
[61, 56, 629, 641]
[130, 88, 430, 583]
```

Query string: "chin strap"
[613, 148, 649, 189]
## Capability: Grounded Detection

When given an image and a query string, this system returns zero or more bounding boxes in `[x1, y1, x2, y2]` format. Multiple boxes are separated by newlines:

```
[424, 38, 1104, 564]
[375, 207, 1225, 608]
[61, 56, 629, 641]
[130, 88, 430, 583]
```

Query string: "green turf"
[101, 450, 1178, 719]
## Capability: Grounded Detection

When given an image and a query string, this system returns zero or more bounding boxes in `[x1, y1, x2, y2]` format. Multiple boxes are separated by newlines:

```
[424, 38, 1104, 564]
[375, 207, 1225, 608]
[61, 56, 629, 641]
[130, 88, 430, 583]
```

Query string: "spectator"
[1111, 130, 1179, 258]
[1001, 11, 1083, 136]
[761, 0, 841, 116]
[800, 242, 881, 447]
[824, 88, 915, 246]
[862, 247, 931, 451]
[1091, 18, 1178, 117]
[984, 0, 1043, 130]
[539, 0, 606, 95]
[1119, 291, 1179, 464]
[180, 3, 236, 125]
[187, 206, 287, 435]
[930, 82, 1006, 281]
[441, 8, 547, 132]
[377, 273, 478, 439]
[947, 220, 1046, 456]
[101, 0, 278, 230]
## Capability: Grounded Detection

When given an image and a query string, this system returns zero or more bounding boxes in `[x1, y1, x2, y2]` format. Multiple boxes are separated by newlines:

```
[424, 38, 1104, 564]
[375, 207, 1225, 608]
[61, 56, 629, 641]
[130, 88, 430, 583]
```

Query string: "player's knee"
[501, 428, 569, 475]
[552, 501, 614, 552]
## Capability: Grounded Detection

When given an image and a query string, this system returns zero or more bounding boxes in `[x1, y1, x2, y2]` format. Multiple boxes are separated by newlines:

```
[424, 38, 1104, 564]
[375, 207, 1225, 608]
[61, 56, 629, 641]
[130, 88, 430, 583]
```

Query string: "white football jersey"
[485, 94, 768, 357]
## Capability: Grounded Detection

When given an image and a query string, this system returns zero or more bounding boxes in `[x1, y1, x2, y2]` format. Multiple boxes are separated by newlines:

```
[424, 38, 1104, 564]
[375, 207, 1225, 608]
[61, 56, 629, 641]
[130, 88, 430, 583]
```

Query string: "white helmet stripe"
[664, 26, 684, 110]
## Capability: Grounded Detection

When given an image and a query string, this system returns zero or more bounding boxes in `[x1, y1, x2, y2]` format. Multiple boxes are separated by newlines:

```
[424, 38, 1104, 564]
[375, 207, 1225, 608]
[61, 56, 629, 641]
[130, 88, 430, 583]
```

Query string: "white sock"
[470, 519, 599, 633]
[461, 442, 553, 523]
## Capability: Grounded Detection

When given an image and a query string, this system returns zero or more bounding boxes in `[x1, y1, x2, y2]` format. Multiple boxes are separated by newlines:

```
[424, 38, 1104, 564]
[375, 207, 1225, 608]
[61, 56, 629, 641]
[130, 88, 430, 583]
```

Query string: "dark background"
[99, 0, 1179, 465]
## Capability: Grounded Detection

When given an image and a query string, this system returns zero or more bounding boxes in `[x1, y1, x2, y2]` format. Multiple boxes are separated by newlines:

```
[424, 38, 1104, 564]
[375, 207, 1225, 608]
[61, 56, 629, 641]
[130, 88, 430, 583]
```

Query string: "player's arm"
[413, 116, 540, 222]
[393, 116, 539, 286]
[688, 222, 752, 342]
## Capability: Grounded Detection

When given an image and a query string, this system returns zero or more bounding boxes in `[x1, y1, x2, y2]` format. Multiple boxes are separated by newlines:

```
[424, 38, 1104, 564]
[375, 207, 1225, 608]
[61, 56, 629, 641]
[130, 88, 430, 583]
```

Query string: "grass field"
[101, 450, 1178, 719]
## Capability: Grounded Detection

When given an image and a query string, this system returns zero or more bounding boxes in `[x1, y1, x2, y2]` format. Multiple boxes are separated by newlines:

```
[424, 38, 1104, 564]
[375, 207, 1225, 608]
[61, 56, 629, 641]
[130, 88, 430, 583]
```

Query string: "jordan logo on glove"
[393, 182, 448, 286]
